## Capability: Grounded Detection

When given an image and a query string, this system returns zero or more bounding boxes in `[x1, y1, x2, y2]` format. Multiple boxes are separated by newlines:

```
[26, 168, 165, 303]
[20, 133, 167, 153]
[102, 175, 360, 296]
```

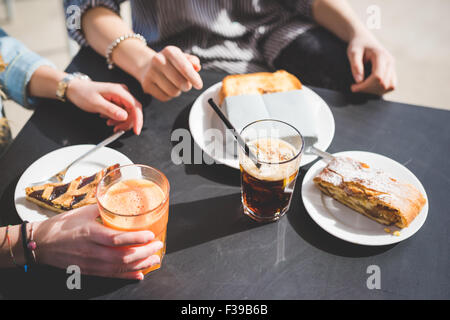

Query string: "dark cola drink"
[240, 138, 301, 222]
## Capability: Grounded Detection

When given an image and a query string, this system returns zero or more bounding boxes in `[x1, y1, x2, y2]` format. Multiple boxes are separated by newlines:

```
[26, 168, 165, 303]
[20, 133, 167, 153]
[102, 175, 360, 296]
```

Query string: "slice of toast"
[219, 70, 302, 104]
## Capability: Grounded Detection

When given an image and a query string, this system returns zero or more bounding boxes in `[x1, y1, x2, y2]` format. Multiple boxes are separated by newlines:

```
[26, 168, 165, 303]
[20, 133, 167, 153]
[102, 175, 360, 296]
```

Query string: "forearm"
[311, 0, 373, 42]
[81, 7, 154, 82]
[27, 66, 67, 100]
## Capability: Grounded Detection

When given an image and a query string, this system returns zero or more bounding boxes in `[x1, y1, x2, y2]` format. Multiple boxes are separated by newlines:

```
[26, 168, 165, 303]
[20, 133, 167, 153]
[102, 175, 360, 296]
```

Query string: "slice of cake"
[25, 164, 119, 213]
[313, 157, 426, 228]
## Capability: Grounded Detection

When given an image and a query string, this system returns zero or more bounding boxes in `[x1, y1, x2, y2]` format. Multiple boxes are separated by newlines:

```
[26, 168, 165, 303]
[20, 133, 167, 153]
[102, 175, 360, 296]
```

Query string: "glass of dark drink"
[239, 120, 304, 222]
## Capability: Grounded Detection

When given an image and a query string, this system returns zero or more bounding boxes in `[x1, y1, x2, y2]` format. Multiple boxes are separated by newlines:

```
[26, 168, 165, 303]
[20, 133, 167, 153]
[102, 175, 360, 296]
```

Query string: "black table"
[0, 47, 449, 300]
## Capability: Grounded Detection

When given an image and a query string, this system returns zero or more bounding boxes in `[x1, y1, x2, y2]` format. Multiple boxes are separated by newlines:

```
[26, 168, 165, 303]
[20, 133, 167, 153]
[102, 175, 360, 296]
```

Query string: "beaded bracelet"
[106, 33, 147, 70]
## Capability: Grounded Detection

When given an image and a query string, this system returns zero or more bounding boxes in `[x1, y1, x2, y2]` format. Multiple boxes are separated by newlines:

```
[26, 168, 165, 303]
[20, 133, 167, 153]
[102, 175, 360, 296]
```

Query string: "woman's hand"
[139, 46, 203, 102]
[66, 80, 143, 135]
[32, 205, 163, 280]
[347, 32, 397, 95]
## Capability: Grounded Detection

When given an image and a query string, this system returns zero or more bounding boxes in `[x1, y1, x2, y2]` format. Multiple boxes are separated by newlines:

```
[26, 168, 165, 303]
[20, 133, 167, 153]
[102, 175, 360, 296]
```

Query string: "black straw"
[207, 98, 260, 169]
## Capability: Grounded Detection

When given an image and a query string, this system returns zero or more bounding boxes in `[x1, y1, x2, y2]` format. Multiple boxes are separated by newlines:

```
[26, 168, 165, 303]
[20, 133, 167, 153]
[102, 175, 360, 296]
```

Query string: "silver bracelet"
[106, 33, 147, 70]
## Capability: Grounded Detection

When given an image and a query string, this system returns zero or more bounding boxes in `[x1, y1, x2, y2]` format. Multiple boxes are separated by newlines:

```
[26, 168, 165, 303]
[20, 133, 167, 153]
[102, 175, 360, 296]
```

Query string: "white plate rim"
[188, 81, 335, 169]
[14, 144, 134, 222]
[301, 151, 429, 246]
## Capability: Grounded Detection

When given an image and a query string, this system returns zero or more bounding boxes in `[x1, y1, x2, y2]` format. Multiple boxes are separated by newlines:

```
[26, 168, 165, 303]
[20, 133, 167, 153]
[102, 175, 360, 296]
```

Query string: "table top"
[0, 47, 449, 299]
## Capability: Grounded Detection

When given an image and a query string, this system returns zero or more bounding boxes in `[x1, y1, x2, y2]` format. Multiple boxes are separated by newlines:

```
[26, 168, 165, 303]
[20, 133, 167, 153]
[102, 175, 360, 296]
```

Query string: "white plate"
[301, 151, 428, 246]
[14, 145, 133, 222]
[189, 82, 335, 169]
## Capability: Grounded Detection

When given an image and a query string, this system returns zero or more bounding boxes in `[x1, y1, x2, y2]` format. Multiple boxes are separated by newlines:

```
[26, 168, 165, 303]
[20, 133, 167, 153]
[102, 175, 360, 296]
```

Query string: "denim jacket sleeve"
[0, 28, 55, 108]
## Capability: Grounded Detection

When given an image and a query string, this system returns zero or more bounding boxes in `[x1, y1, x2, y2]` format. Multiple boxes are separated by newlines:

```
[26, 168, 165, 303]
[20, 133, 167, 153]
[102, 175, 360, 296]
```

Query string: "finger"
[185, 54, 201, 72]
[102, 84, 141, 114]
[114, 122, 133, 133]
[82, 267, 145, 280]
[347, 45, 365, 83]
[106, 120, 132, 133]
[147, 81, 173, 102]
[384, 58, 397, 91]
[157, 58, 192, 92]
[106, 119, 116, 126]
[93, 240, 163, 266]
[96, 98, 128, 121]
[107, 114, 135, 133]
[89, 225, 155, 247]
[122, 254, 161, 273]
[351, 74, 373, 93]
[391, 67, 398, 90]
[163, 46, 203, 89]
[114, 271, 145, 281]
[103, 84, 144, 134]
[351, 53, 387, 94]
[384, 66, 396, 93]
[118, 100, 143, 135]
[106, 118, 132, 128]
[372, 53, 388, 85]
[111, 230, 156, 247]
[120, 241, 164, 264]
[152, 69, 182, 97]
[98, 254, 160, 276]
[131, 101, 143, 135]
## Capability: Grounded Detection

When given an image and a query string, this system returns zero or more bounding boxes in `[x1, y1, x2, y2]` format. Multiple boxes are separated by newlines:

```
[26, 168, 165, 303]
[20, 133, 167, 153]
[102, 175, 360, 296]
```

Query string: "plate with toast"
[189, 70, 335, 169]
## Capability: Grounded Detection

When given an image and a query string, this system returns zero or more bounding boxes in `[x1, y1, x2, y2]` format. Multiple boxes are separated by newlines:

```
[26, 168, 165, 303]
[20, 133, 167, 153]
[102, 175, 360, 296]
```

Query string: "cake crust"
[313, 157, 426, 228]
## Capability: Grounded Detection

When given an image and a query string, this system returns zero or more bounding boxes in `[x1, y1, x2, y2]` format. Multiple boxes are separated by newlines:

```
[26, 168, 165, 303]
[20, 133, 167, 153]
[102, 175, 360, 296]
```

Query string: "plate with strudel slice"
[301, 151, 428, 246]
[14, 145, 133, 222]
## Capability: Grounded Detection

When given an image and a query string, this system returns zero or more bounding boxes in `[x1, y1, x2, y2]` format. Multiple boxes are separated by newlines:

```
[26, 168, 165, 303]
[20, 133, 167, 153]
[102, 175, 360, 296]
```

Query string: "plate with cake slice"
[189, 70, 335, 169]
[14, 145, 133, 222]
[301, 151, 428, 246]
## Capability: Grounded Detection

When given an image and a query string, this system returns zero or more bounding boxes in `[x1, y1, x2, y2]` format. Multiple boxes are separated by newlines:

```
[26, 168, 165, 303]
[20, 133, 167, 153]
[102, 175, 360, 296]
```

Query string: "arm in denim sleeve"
[0, 28, 55, 108]
[277, 0, 315, 19]
[64, 0, 126, 47]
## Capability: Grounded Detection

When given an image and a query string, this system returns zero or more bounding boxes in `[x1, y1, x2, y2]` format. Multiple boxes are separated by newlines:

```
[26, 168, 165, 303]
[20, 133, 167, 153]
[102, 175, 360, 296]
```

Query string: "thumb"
[347, 45, 365, 83]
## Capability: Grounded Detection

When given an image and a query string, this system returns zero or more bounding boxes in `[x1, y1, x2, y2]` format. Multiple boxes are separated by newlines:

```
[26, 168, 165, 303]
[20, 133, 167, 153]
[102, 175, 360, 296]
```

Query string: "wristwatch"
[56, 72, 91, 102]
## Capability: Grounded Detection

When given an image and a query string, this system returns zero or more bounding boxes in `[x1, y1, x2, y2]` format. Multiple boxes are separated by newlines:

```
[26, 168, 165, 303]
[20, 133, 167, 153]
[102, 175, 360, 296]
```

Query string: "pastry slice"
[25, 164, 120, 213]
[219, 70, 302, 104]
[313, 157, 426, 228]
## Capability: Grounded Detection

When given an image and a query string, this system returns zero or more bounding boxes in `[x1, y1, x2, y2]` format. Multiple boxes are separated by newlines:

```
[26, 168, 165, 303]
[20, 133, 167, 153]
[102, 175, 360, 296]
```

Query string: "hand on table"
[32, 205, 163, 280]
[347, 32, 397, 95]
[139, 45, 203, 102]
[66, 80, 143, 135]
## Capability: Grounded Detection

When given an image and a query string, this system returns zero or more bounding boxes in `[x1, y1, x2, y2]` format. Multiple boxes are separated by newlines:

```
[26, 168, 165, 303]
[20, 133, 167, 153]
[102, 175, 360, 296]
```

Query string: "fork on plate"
[29, 130, 125, 186]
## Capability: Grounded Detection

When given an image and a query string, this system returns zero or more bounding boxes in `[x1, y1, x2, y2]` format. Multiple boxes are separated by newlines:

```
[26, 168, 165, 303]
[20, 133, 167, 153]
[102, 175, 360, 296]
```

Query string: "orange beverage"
[96, 165, 170, 275]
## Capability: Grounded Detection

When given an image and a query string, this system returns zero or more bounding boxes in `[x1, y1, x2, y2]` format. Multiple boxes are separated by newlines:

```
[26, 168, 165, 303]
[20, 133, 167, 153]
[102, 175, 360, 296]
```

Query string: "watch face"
[56, 80, 69, 101]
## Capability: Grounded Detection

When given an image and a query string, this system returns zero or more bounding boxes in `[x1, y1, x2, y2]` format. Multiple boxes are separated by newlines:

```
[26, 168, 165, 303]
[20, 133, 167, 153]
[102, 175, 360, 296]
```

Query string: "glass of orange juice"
[96, 164, 170, 275]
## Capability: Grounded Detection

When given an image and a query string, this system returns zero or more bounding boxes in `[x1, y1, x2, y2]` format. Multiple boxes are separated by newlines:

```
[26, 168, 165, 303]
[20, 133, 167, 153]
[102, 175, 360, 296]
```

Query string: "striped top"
[64, 0, 316, 73]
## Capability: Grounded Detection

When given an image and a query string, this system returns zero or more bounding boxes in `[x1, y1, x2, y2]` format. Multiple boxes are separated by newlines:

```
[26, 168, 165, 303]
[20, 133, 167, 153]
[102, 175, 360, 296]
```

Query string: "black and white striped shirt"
[64, 0, 316, 73]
